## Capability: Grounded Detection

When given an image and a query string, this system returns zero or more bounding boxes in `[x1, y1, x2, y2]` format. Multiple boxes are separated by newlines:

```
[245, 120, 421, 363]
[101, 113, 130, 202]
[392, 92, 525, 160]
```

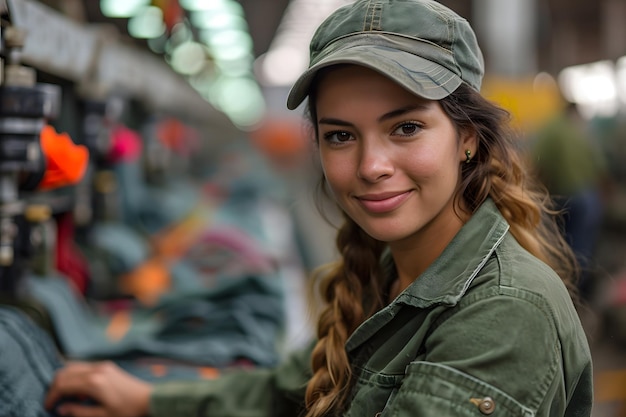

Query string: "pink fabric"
[108, 125, 143, 163]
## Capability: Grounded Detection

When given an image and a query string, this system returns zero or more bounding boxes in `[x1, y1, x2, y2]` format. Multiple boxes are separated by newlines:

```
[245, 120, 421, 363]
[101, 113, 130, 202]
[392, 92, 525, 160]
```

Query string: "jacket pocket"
[343, 368, 404, 417]
[383, 361, 535, 417]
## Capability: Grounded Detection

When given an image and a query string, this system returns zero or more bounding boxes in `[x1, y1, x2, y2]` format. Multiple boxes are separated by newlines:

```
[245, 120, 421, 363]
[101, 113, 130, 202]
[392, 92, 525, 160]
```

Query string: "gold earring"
[465, 149, 472, 164]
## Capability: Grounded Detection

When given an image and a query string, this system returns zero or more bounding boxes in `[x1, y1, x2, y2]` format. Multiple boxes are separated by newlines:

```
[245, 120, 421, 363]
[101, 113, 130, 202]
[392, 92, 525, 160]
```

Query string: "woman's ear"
[460, 128, 478, 162]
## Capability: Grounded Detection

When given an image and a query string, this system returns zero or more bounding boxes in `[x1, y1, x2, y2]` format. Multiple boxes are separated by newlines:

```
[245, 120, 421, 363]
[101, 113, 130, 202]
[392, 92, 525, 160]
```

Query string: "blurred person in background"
[529, 101, 609, 302]
[44, 0, 592, 416]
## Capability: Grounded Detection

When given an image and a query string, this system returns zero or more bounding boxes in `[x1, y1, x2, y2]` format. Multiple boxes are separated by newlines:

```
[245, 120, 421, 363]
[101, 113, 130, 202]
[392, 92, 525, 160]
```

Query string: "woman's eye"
[393, 123, 421, 136]
[324, 131, 354, 143]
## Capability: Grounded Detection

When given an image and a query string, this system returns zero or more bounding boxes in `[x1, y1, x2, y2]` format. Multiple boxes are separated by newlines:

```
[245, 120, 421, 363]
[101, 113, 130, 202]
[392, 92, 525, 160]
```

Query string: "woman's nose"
[356, 140, 394, 183]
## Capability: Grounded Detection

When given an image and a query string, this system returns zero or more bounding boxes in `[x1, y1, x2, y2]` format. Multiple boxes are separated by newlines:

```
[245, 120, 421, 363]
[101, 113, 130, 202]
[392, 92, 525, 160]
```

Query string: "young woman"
[45, 1, 593, 416]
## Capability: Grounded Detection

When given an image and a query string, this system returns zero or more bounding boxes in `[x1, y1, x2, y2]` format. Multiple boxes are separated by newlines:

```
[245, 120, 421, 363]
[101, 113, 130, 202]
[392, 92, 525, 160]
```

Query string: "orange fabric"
[249, 118, 311, 171]
[119, 206, 215, 306]
[105, 310, 131, 341]
[118, 258, 171, 306]
[197, 367, 220, 380]
[38, 125, 89, 190]
[156, 118, 199, 156]
[149, 364, 168, 378]
[250, 118, 308, 157]
[151, 207, 211, 259]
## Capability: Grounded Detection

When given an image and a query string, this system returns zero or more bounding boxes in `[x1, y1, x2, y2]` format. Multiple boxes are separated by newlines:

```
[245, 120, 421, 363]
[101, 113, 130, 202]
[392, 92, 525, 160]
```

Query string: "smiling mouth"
[356, 191, 412, 213]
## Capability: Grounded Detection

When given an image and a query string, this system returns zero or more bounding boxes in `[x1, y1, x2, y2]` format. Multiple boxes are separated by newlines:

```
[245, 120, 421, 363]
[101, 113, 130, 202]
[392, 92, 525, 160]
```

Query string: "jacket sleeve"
[149, 342, 313, 417]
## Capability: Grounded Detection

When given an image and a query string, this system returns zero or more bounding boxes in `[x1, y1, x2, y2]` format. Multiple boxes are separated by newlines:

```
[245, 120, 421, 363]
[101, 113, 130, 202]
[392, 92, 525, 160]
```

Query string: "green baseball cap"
[286, 0, 484, 110]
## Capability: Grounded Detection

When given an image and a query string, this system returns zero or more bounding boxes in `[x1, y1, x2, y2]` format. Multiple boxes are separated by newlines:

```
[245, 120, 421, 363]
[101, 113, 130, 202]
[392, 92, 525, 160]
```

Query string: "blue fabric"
[24, 273, 285, 368]
[0, 306, 63, 417]
[114, 163, 199, 235]
[88, 222, 150, 276]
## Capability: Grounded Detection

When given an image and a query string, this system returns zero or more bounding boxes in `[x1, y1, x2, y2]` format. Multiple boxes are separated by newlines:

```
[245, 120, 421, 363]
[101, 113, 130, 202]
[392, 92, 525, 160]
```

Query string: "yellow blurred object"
[594, 369, 626, 417]
[481, 75, 564, 135]
[24, 204, 52, 223]
[94, 171, 118, 194]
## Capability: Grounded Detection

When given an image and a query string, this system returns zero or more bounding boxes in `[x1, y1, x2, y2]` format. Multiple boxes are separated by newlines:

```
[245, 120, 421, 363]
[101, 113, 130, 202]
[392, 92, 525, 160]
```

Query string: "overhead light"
[558, 60, 618, 118]
[147, 32, 169, 54]
[206, 29, 252, 49]
[210, 76, 266, 129]
[162, 21, 194, 58]
[100, 0, 149, 18]
[199, 28, 253, 63]
[169, 21, 194, 46]
[191, 11, 247, 31]
[128, 6, 166, 39]
[180, 0, 243, 14]
[216, 55, 254, 77]
[170, 41, 207, 75]
[189, 67, 217, 94]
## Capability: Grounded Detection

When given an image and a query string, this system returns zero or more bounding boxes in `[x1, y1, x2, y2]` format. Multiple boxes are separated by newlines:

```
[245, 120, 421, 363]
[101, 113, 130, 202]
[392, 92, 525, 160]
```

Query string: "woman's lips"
[356, 191, 412, 213]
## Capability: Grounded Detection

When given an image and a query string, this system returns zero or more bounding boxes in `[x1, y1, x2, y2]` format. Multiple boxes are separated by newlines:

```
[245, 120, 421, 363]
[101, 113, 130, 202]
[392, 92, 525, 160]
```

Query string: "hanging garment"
[55, 212, 90, 295]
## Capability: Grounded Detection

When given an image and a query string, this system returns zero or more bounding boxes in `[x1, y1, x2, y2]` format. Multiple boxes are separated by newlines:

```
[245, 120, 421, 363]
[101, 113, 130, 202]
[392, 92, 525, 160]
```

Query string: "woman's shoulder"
[467, 231, 585, 341]
[493, 232, 570, 299]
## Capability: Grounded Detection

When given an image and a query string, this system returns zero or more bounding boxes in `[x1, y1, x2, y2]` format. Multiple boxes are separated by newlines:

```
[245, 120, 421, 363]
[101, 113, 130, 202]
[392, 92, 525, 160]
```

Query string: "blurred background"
[0, 0, 625, 416]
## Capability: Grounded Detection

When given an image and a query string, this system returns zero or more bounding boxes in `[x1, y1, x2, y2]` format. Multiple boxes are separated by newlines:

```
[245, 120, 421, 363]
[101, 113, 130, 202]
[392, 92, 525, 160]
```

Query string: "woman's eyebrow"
[318, 104, 430, 126]
[318, 117, 353, 127]
[378, 104, 429, 122]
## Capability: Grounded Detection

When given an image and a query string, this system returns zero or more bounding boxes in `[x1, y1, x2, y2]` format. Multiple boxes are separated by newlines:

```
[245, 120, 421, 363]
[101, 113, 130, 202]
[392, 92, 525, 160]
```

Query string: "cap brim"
[286, 44, 462, 110]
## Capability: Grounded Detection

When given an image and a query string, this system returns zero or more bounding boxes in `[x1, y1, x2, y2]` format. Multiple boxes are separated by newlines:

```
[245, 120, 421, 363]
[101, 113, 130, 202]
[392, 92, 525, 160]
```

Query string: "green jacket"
[150, 199, 592, 417]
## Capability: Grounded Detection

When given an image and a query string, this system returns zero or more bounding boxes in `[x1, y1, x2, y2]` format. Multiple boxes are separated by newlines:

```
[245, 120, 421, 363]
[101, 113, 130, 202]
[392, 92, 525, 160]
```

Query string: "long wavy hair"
[301, 77, 579, 417]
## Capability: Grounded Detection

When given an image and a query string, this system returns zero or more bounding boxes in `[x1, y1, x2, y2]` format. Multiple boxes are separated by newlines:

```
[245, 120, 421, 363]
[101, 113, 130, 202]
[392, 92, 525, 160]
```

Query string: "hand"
[45, 361, 153, 417]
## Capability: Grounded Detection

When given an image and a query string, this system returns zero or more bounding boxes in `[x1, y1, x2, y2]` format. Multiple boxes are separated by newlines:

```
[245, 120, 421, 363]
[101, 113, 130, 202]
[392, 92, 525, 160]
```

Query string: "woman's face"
[315, 65, 475, 246]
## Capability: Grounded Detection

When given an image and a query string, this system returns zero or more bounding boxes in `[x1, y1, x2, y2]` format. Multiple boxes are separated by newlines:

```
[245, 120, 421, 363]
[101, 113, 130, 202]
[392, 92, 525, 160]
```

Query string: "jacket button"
[477, 397, 495, 415]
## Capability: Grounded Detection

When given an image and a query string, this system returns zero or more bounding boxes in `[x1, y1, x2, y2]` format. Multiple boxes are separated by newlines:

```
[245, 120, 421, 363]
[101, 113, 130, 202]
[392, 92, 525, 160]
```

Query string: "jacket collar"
[346, 198, 510, 352]
[393, 198, 510, 309]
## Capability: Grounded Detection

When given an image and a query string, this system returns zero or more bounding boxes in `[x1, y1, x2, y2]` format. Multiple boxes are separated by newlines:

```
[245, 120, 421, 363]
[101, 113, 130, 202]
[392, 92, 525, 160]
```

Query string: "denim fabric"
[24, 273, 285, 368]
[0, 306, 63, 417]
[151, 199, 592, 417]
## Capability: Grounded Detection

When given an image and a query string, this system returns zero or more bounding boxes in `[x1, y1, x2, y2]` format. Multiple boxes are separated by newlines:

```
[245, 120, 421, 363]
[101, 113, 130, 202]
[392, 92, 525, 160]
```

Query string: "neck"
[389, 202, 468, 297]
[388, 278, 403, 302]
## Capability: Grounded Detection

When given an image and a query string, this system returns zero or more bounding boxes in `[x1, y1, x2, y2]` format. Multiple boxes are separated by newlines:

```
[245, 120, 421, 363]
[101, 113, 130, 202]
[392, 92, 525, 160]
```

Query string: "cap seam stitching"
[422, 2, 454, 23]
[317, 32, 455, 58]
[372, 1, 383, 31]
[364, 0, 384, 31]
[422, 0, 460, 74]
[449, 16, 462, 81]
[363, 0, 372, 31]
